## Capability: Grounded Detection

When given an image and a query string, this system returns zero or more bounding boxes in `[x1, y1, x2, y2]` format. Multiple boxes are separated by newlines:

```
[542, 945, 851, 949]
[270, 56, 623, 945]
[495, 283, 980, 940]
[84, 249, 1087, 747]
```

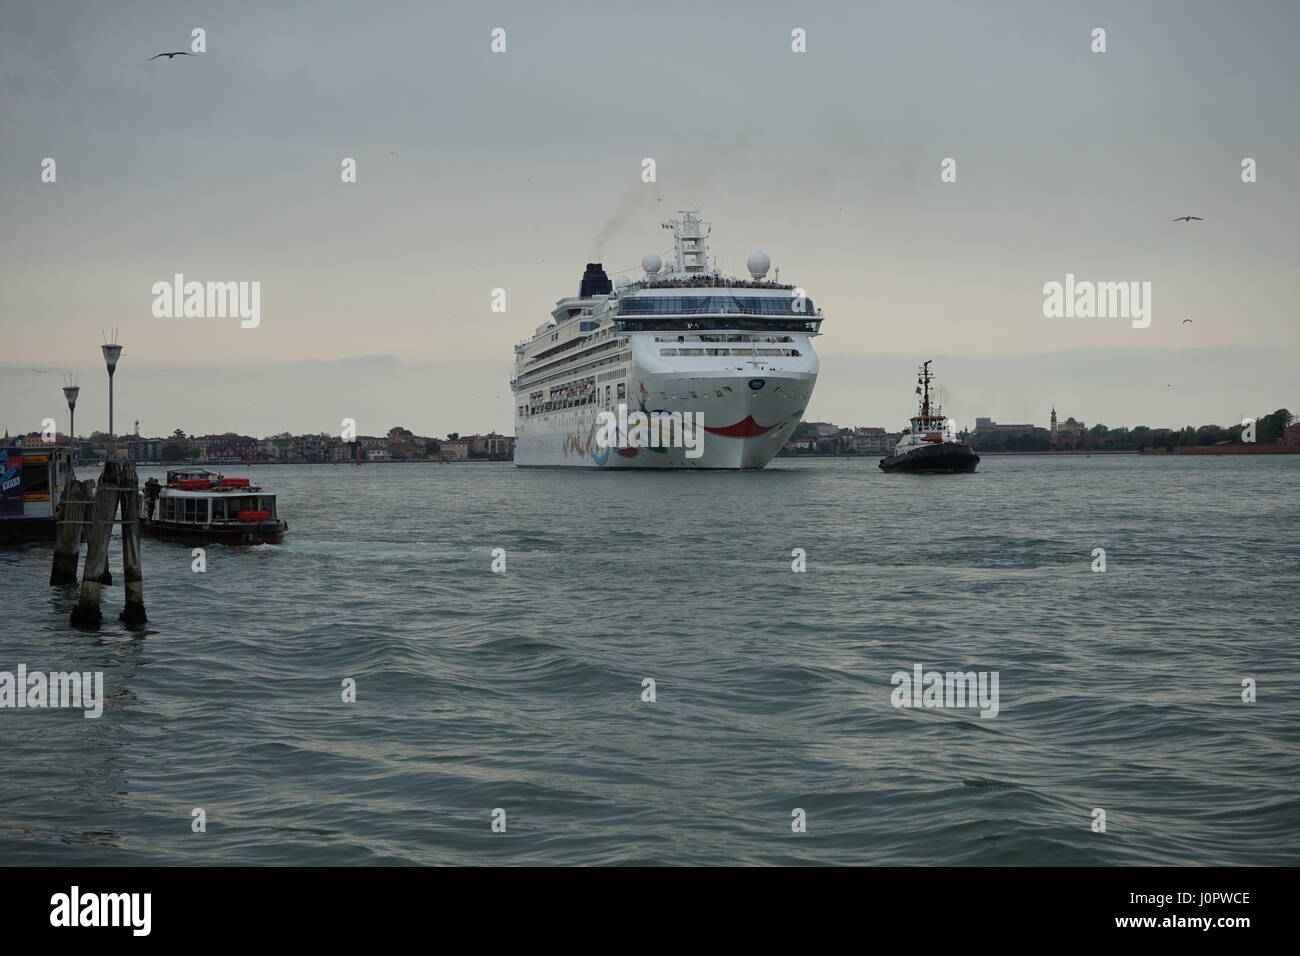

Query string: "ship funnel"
[579, 262, 612, 297]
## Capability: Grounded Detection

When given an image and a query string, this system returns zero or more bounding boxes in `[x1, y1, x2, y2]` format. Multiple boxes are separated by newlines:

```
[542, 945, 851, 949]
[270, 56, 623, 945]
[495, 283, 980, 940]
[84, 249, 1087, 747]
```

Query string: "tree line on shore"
[966, 409, 1293, 452]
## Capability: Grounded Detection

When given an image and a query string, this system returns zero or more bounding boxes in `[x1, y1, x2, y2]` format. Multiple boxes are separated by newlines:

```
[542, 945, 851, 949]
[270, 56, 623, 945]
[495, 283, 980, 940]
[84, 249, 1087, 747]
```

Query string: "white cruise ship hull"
[511, 212, 824, 471]
[515, 368, 816, 469]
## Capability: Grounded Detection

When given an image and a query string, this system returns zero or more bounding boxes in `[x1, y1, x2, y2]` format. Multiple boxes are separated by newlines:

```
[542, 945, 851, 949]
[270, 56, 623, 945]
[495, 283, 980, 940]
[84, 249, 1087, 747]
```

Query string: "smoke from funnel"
[589, 138, 750, 261]
[592, 184, 661, 261]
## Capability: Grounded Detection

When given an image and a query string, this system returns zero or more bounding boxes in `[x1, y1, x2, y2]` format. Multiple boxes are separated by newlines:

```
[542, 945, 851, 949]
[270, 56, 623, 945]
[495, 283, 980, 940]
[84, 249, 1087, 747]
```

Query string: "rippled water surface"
[2, 456, 1298, 865]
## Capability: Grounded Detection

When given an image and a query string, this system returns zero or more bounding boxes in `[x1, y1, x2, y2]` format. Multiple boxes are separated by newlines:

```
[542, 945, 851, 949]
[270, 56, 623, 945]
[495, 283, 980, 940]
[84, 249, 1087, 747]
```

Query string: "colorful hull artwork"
[525, 378, 810, 470]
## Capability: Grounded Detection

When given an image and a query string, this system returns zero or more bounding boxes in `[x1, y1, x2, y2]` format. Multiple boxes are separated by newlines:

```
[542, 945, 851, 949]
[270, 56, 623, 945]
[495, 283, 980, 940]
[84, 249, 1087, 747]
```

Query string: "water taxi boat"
[0, 446, 74, 543]
[141, 468, 287, 544]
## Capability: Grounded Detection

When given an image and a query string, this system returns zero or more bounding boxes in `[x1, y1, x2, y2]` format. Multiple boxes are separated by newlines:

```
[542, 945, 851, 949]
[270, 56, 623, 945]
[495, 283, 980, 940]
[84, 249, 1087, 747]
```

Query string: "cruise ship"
[511, 212, 823, 469]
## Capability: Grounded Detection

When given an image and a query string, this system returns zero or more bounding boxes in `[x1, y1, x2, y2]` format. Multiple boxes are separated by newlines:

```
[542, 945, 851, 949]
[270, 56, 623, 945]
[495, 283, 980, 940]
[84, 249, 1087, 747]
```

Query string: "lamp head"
[101, 343, 123, 373]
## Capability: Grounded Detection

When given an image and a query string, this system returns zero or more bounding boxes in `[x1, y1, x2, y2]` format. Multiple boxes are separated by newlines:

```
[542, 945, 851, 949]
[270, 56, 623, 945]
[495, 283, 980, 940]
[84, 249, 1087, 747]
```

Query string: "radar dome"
[642, 253, 662, 275]
[746, 252, 771, 279]
[615, 275, 632, 289]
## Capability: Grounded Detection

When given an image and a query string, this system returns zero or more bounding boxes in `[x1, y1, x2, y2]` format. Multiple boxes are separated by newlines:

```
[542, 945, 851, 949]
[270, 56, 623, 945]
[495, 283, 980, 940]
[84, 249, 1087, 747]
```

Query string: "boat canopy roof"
[166, 468, 218, 483]
[161, 488, 275, 499]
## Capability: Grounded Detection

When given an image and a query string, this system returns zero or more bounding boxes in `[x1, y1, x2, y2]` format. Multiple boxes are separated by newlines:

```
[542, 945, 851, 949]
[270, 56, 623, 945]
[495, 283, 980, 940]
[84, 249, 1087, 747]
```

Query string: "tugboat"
[879, 361, 980, 474]
[140, 468, 287, 544]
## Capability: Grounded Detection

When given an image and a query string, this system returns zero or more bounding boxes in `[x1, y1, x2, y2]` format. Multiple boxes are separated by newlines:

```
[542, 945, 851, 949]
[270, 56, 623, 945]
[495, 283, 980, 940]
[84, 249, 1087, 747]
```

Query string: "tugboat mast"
[918, 360, 933, 417]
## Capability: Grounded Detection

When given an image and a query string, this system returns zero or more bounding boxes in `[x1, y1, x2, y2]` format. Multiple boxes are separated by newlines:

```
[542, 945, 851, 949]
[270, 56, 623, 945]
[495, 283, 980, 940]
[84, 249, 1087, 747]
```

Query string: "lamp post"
[62, 384, 79, 465]
[101, 342, 122, 457]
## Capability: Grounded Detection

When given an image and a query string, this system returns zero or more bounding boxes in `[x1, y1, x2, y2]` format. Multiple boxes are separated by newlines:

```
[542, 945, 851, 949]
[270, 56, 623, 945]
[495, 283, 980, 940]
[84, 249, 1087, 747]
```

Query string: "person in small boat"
[143, 476, 161, 519]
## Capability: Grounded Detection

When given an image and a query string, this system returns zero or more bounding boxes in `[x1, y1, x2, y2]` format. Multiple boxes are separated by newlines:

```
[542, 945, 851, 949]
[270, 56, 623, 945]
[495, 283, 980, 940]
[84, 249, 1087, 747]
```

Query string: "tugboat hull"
[879, 443, 979, 474]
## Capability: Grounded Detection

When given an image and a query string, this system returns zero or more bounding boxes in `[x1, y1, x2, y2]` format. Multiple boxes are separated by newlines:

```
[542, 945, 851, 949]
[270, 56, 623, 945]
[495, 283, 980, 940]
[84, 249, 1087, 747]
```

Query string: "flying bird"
[1172, 216, 1203, 222]
[148, 51, 192, 60]
[1182, 318, 1194, 324]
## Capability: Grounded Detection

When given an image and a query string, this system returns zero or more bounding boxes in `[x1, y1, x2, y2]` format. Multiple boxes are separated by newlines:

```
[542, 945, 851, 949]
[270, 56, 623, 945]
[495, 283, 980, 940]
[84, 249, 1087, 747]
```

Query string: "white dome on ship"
[642, 253, 662, 275]
[746, 252, 771, 279]
[615, 275, 632, 289]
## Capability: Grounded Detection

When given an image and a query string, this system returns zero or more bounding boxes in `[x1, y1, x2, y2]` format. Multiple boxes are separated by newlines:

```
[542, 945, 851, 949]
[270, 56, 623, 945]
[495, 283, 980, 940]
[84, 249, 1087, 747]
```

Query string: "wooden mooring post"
[119, 465, 146, 624]
[69, 460, 146, 628]
[49, 477, 92, 585]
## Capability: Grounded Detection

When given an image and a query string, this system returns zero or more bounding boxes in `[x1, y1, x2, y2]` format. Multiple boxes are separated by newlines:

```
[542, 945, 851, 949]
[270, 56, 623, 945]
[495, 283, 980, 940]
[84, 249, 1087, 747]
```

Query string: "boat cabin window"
[207, 497, 275, 521]
[21, 457, 50, 499]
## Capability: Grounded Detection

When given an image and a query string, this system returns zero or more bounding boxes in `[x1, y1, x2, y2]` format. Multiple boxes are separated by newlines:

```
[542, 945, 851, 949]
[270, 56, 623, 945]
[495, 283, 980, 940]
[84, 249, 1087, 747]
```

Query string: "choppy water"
[2, 456, 1298, 865]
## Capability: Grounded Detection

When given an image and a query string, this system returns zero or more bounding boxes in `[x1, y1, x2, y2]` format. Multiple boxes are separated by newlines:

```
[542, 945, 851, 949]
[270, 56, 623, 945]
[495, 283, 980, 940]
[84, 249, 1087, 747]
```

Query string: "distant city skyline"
[3, 1, 1297, 438]
[4, 346, 1292, 441]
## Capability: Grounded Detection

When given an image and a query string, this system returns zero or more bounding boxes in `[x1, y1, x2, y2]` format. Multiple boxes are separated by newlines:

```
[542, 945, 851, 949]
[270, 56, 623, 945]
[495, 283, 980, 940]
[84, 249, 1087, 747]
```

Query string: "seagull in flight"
[148, 51, 193, 60]
[1172, 215, 1203, 222]
[1182, 318, 1194, 324]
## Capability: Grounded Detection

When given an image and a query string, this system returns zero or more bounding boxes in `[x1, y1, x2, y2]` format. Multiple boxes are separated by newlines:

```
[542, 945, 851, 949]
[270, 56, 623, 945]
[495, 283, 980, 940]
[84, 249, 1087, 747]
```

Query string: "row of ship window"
[520, 381, 813, 416]
[514, 350, 631, 393]
[659, 348, 802, 357]
[518, 331, 806, 396]
[619, 296, 816, 315]
[616, 318, 821, 333]
[522, 382, 626, 416]
[652, 334, 798, 343]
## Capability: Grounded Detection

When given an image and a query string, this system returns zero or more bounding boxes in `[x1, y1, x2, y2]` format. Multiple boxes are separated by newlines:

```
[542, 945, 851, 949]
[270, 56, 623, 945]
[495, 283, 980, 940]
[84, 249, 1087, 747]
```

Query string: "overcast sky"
[2, 0, 1297, 438]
